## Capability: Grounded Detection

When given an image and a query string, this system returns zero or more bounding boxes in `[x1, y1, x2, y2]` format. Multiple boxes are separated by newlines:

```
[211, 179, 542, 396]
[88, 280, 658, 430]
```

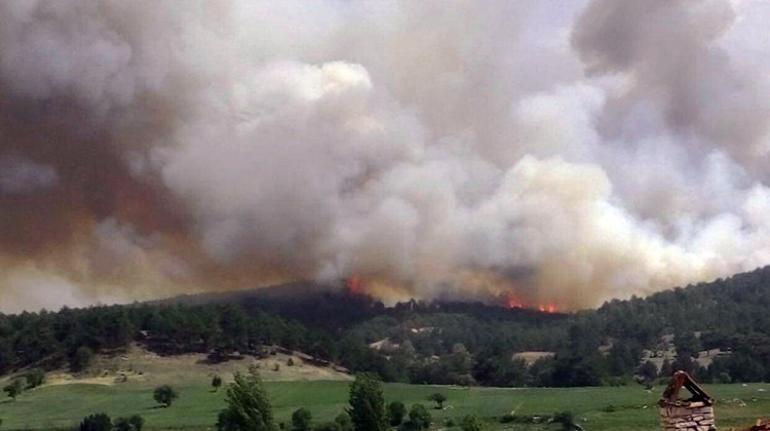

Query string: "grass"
[2, 380, 770, 430]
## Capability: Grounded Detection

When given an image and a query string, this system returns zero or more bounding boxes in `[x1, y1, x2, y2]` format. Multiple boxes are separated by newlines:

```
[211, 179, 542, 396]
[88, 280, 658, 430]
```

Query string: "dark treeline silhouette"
[2, 266, 770, 387]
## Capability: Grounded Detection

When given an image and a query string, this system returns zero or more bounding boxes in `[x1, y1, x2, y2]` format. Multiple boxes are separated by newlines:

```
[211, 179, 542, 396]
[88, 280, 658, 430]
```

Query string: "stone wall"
[659, 403, 716, 431]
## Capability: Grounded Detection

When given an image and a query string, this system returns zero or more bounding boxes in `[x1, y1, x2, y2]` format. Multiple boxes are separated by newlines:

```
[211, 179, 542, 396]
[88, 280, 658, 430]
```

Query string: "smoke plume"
[1, 0, 770, 312]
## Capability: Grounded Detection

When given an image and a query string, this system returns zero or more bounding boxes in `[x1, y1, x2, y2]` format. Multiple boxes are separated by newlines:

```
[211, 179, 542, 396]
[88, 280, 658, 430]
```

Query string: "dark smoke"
[1, 0, 769, 312]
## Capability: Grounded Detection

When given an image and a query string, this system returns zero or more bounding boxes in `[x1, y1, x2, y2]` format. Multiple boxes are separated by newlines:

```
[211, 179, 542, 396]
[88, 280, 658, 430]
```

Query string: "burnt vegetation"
[2, 267, 770, 387]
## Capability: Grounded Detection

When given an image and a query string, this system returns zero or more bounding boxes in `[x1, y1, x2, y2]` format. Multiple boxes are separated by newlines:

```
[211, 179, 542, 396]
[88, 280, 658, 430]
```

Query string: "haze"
[1, 0, 770, 312]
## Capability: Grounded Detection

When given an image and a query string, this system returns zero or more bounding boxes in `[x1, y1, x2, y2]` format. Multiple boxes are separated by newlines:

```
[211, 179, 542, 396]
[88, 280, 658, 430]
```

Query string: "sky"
[1, 0, 770, 312]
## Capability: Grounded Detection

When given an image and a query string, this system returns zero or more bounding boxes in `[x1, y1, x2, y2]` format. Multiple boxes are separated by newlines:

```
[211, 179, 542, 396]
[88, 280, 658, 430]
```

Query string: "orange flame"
[346, 276, 364, 295]
[538, 304, 558, 313]
[505, 293, 524, 309]
[504, 293, 558, 313]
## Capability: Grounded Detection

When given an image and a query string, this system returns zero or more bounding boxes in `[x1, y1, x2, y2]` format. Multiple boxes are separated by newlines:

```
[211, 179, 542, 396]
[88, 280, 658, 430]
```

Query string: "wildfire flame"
[506, 296, 524, 309]
[504, 293, 559, 313]
[346, 276, 365, 295]
[538, 304, 558, 314]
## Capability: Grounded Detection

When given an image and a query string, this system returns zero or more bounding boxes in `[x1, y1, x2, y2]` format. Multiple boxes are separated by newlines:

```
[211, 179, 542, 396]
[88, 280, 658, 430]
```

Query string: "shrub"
[408, 404, 431, 430]
[130, 415, 145, 431]
[79, 413, 112, 431]
[153, 385, 178, 407]
[388, 401, 406, 426]
[334, 413, 353, 431]
[460, 415, 484, 431]
[2, 380, 23, 400]
[72, 346, 94, 372]
[114, 415, 144, 431]
[292, 408, 312, 431]
[428, 393, 447, 409]
[25, 368, 45, 389]
[499, 414, 536, 424]
[212, 375, 223, 391]
[552, 411, 576, 430]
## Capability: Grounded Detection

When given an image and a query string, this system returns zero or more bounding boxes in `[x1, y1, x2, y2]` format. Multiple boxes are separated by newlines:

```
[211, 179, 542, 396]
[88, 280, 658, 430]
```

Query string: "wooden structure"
[659, 371, 716, 431]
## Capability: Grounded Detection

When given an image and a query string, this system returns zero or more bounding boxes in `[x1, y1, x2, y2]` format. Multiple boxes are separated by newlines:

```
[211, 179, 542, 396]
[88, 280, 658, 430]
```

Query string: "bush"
[388, 401, 406, 426]
[25, 368, 45, 389]
[2, 380, 23, 400]
[428, 393, 447, 409]
[153, 385, 178, 407]
[128, 415, 144, 431]
[408, 404, 431, 430]
[79, 413, 112, 431]
[292, 408, 312, 431]
[460, 415, 484, 431]
[334, 413, 353, 431]
[72, 346, 94, 372]
[212, 375, 223, 391]
[498, 414, 536, 424]
[114, 415, 144, 431]
[552, 411, 576, 430]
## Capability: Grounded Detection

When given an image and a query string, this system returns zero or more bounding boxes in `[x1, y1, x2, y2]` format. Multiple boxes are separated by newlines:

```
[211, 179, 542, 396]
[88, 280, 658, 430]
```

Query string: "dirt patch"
[512, 351, 555, 366]
[43, 344, 352, 387]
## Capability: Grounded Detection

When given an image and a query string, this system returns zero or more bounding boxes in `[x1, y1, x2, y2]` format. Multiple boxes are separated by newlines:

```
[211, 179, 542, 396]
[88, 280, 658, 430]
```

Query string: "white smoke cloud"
[1, 0, 770, 311]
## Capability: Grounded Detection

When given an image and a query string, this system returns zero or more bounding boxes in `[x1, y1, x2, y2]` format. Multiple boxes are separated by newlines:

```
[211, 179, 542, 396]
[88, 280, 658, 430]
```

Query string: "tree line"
[3, 266, 770, 387]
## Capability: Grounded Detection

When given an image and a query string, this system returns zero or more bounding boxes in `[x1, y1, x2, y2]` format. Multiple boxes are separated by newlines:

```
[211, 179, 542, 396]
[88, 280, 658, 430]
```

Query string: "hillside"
[2, 266, 770, 388]
[156, 281, 387, 331]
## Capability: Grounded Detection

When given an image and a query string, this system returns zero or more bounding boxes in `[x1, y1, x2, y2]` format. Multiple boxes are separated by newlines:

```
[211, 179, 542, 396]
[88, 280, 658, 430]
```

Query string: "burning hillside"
[2, 0, 770, 312]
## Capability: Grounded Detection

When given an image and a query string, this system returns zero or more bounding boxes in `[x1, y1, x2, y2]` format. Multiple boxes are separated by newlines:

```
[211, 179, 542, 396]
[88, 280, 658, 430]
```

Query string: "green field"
[2, 380, 770, 430]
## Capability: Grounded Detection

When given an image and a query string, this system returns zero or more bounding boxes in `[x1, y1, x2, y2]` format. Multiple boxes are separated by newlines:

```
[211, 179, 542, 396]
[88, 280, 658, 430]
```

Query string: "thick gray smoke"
[1, 0, 769, 312]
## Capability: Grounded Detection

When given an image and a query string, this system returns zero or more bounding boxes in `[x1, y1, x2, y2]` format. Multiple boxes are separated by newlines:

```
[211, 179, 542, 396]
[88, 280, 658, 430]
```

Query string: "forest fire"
[345, 276, 365, 295]
[506, 296, 524, 309]
[504, 293, 559, 313]
[539, 304, 558, 314]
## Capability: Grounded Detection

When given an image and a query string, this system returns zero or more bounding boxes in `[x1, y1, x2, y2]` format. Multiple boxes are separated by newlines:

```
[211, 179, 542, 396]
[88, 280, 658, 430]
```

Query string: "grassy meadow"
[2, 379, 770, 430]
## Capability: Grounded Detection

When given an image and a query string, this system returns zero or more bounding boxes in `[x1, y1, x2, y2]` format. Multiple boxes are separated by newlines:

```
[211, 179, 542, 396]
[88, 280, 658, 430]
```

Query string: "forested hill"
[1, 266, 770, 387]
[588, 265, 770, 345]
[153, 281, 388, 331]
[571, 266, 770, 384]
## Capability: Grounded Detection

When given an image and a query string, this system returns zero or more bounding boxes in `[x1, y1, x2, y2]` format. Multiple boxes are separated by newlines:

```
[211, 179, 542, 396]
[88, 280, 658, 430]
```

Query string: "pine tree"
[216, 370, 276, 431]
[347, 374, 388, 431]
